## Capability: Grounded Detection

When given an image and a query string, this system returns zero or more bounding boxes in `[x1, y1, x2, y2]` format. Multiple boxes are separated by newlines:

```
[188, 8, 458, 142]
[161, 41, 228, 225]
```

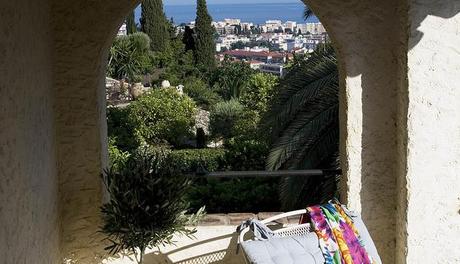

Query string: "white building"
[305, 22, 326, 34]
[259, 63, 285, 77]
[224, 18, 241, 25]
[117, 23, 127, 36]
[284, 21, 297, 32]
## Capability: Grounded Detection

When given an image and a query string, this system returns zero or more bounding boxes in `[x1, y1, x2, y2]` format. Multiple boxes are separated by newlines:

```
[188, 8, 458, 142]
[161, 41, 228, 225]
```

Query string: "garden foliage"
[128, 89, 197, 147]
[101, 147, 205, 264]
[107, 32, 154, 82]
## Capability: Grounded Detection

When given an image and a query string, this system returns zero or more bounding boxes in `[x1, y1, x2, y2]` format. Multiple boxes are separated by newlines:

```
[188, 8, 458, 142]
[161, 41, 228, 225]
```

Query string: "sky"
[163, 0, 299, 5]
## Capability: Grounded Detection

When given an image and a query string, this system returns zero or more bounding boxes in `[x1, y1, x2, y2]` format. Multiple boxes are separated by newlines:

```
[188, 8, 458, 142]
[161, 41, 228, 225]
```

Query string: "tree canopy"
[140, 0, 170, 52]
[194, 0, 216, 70]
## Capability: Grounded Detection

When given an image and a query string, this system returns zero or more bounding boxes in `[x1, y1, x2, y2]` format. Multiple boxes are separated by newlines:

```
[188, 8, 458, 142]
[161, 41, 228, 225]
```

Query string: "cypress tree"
[126, 10, 137, 34]
[194, 0, 216, 69]
[140, 0, 169, 52]
[182, 26, 196, 52]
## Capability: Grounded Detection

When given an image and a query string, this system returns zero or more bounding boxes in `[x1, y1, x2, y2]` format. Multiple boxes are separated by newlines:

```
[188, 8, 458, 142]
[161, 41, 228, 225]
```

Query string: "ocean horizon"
[134, 2, 318, 25]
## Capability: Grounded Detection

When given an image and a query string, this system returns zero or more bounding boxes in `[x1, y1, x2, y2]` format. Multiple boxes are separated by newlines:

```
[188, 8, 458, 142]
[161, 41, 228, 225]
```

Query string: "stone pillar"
[306, 1, 405, 262]
[51, 0, 138, 262]
[396, 1, 460, 263]
[0, 0, 60, 263]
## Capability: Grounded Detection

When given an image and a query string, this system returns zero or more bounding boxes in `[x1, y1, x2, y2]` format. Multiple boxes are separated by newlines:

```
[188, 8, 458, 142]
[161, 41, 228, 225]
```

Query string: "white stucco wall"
[305, 1, 405, 262]
[51, 0, 138, 262]
[402, 1, 460, 263]
[0, 0, 60, 263]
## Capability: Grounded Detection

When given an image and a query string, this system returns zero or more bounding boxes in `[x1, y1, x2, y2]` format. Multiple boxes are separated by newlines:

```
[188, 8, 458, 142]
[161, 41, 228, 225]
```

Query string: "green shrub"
[101, 148, 205, 263]
[107, 107, 140, 152]
[169, 148, 226, 173]
[209, 61, 256, 99]
[187, 177, 280, 213]
[224, 138, 269, 171]
[107, 32, 155, 82]
[239, 73, 279, 114]
[128, 88, 197, 147]
[209, 99, 244, 139]
[183, 78, 222, 109]
[108, 137, 131, 170]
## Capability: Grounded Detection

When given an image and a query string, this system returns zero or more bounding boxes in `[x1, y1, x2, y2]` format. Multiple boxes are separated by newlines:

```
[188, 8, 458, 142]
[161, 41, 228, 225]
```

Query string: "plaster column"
[51, 0, 138, 262]
[305, 1, 405, 262]
[0, 1, 60, 263]
[396, 1, 460, 263]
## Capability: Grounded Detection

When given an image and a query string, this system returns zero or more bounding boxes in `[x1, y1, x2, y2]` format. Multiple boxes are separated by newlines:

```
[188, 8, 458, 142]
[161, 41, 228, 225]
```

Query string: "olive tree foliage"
[107, 32, 154, 82]
[101, 147, 205, 264]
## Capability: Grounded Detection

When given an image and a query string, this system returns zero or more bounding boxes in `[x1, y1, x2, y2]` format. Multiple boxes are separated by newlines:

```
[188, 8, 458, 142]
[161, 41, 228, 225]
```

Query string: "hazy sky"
[163, 0, 300, 5]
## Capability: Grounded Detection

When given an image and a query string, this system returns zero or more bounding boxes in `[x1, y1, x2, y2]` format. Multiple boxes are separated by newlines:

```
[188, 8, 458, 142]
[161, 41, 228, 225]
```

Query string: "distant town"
[119, 18, 328, 77]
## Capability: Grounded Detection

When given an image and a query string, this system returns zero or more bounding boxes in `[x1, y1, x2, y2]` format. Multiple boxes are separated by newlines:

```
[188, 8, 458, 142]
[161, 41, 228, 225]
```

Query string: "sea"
[134, 2, 319, 25]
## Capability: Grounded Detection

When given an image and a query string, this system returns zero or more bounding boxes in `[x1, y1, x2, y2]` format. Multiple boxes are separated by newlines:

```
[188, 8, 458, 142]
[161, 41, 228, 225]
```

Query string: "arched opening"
[3, 0, 460, 263]
[100, 1, 346, 262]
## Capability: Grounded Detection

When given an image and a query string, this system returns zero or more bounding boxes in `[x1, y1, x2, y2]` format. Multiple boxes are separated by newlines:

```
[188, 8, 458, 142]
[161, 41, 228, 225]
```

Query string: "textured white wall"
[305, 1, 405, 262]
[51, 0, 138, 262]
[0, 0, 60, 263]
[402, 1, 460, 263]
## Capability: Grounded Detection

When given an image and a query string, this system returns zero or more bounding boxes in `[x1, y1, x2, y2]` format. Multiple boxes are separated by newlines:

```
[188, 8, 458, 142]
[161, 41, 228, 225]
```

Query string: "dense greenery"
[240, 73, 279, 114]
[188, 177, 280, 213]
[183, 77, 222, 109]
[106, 1, 339, 216]
[101, 148, 204, 264]
[210, 61, 256, 99]
[107, 33, 154, 82]
[128, 89, 197, 147]
[141, 0, 170, 52]
[209, 99, 245, 140]
[263, 44, 339, 209]
[108, 89, 196, 151]
[169, 148, 226, 173]
[126, 10, 137, 34]
[194, 0, 216, 70]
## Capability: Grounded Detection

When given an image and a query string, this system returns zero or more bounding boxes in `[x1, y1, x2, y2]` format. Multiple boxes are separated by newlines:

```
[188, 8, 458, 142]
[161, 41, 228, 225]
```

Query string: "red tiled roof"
[223, 50, 288, 58]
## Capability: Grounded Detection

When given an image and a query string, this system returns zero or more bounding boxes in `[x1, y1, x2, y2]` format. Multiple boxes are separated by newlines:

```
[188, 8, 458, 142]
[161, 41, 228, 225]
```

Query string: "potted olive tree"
[100, 148, 205, 264]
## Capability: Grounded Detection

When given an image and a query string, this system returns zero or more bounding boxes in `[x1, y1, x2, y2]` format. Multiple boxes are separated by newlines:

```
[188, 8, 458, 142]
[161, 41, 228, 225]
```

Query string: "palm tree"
[262, 44, 339, 209]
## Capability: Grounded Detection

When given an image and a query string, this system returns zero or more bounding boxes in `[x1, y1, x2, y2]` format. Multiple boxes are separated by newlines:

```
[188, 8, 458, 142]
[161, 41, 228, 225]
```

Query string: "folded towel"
[303, 202, 376, 264]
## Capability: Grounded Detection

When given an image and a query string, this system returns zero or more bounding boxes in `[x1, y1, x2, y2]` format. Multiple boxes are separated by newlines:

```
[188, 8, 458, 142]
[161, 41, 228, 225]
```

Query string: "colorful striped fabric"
[305, 202, 375, 264]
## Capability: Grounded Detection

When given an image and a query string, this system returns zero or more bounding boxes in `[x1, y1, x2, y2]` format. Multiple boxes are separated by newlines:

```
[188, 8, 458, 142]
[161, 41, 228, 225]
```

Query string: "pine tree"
[140, 0, 169, 52]
[126, 10, 137, 34]
[194, 0, 216, 70]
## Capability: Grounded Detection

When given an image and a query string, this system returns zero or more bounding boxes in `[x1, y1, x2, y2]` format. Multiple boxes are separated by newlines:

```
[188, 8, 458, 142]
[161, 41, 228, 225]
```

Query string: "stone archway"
[2, 0, 459, 263]
[51, 0, 140, 262]
[51, 0, 460, 263]
[53, 0, 406, 261]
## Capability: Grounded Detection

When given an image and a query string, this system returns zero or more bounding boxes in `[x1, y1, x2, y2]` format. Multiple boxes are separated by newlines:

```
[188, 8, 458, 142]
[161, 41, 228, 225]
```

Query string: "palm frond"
[303, 4, 314, 20]
[263, 43, 340, 208]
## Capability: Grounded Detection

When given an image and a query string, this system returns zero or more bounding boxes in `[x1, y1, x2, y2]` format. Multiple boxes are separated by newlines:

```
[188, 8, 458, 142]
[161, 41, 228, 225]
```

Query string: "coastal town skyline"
[134, 2, 316, 24]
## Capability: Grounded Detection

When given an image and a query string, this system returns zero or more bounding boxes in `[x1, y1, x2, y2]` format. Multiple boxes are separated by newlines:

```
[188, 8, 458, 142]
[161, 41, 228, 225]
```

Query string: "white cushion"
[241, 233, 324, 264]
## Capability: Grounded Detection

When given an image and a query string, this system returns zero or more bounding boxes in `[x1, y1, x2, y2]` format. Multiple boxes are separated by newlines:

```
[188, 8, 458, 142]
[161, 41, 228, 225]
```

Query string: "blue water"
[134, 3, 318, 25]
